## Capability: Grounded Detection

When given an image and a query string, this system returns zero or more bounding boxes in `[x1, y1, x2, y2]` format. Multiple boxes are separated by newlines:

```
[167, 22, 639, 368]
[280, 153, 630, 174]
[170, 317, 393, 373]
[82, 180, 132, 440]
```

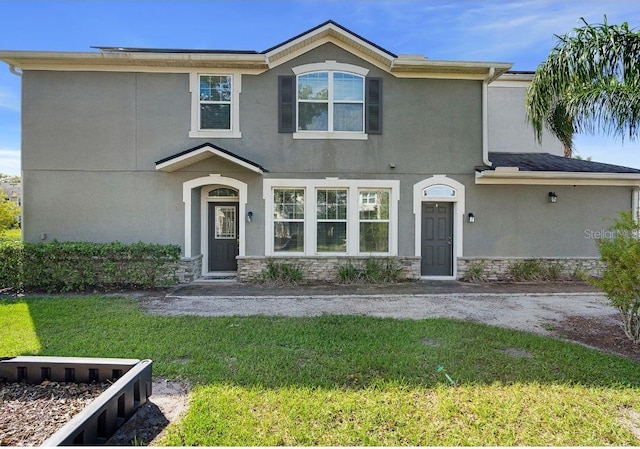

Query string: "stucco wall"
[488, 84, 564, 155]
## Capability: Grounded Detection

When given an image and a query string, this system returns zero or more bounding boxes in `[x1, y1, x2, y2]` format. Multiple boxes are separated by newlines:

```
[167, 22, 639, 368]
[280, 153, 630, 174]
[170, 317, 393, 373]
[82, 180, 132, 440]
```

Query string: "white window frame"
[264, 178, 399, 256]
[189, 71, 242, 138]
[358, 189, 391, 254]
[273, 188, 306, 254]
[292, 61, 369, 140]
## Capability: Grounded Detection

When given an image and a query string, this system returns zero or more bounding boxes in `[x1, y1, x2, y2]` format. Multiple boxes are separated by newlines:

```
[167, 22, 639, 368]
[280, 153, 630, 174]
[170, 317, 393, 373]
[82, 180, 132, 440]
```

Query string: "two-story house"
[2, 21, 640, 282]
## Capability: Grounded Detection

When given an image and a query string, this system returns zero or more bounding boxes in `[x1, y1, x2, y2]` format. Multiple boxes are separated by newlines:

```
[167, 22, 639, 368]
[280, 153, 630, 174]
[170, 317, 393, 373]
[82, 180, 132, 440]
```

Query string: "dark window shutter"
[278, 76, 296, 133]
[365, 77, 382, 134]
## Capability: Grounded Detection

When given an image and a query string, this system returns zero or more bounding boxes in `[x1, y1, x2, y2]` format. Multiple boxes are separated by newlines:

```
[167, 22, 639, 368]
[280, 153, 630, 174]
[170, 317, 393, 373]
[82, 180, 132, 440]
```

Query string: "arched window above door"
[422, 184, 456, 198]
[208, 187, 239, 198]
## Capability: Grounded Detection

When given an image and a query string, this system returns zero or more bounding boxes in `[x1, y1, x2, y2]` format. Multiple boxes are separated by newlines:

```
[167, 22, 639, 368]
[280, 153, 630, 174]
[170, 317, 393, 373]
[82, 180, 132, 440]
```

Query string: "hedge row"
[0, 241, 182, 293]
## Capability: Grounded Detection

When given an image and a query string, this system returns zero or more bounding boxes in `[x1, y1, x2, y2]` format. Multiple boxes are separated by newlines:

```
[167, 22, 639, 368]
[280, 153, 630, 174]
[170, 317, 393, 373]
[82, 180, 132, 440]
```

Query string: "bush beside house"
[0, 241, 181, 293]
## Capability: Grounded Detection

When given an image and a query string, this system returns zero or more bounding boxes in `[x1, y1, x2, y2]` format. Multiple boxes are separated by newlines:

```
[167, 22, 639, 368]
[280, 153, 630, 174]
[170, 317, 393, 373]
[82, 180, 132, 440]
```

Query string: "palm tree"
[526, 18, 640, 157]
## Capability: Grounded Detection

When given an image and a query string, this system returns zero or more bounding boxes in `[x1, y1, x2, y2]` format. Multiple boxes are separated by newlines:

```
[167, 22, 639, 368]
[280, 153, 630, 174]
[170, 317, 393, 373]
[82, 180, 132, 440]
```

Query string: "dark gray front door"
[421, 202, 453, 276]
[208, 202, 239, 271]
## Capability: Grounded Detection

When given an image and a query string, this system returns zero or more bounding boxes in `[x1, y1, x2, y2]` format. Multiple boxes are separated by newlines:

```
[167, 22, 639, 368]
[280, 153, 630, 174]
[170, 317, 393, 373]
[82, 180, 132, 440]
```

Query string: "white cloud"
[0, 87, 19, 112]
[0, 149, 20, 176]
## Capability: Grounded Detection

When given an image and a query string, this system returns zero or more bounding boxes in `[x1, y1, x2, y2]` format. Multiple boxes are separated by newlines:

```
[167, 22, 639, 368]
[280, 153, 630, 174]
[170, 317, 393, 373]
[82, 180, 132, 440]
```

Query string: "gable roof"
[0, 21, 511, 80]
[476, 152, 640, 186]
[156, 143, 267, 173]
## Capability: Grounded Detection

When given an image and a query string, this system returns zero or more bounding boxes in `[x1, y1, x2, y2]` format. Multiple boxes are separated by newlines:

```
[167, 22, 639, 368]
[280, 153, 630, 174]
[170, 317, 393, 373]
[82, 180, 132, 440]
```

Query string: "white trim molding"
[476, 169, 640, 186]
[189, 71, 242, 139]
[292, 60, 370, 76]
[413, 175, 466, 279]
[182, 175, 247, 276]
[263, 178, 399, 257]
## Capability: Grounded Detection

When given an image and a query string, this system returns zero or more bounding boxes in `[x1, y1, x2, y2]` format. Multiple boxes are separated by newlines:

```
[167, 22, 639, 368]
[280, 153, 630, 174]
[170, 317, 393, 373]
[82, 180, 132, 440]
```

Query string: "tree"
[0, 195, 20, 231]
[591, 212, 640, 344]
[526, 18, 640, 157]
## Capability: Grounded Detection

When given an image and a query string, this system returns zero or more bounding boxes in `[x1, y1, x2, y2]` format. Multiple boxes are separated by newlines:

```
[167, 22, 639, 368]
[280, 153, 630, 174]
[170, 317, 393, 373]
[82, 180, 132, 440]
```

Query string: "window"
[423, 185, 456, 198]
[359, 189, 390, 252]
[316, 189, 348, 252]
[265, 179, 398, 256]
[208, 187, 238, 198]
[298, 71, 364, 132]
[190, 72, 241, 138]
[278, 61, 382, 138]
[199, 75, 231, 130]
[273, 189, 305, 252]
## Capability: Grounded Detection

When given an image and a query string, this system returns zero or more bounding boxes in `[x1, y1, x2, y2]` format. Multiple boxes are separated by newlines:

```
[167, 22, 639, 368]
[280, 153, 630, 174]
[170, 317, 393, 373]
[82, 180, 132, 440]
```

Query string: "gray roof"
[482, 152, 640, 174]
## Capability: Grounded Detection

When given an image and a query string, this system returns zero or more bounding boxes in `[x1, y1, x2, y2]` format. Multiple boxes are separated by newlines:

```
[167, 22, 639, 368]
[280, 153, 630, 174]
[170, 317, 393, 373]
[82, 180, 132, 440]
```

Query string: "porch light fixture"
[548, 192, 558, 203]
[247, 211, 253, 223]
[467, 212, 475, 223]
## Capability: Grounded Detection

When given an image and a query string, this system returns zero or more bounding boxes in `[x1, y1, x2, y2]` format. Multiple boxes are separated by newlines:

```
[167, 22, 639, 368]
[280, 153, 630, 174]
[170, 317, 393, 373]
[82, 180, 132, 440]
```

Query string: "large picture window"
[273, 189, 305, 252]
[298, 71, 364, 133]
[265, 180, 398, 256]
[359, 189, 390, 252]
[316, 189, 348, 252]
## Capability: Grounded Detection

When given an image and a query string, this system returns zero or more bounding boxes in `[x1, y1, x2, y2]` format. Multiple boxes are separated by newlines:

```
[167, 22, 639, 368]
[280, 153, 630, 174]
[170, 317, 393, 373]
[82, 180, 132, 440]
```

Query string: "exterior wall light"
[467, 212, 475, 223]
[548, 192, 558, 203]
[247, 211, 253, 223]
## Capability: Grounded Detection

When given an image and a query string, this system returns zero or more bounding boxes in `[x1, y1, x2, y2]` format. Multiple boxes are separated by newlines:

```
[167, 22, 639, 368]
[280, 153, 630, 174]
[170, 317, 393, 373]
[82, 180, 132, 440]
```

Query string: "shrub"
[337, 258, 403, 284]
[461, 260, 487, 283]
[260, 260, 304, 285]
[590, 212, 640, 344]
[0, 240, 181, 293]
[509, 259, 547, 281]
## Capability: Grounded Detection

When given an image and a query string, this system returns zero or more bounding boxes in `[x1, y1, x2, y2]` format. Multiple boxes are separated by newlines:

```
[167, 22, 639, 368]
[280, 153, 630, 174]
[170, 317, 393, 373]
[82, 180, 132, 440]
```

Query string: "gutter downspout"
[9, 65, 22, 76]
[482, 66, 494, 167]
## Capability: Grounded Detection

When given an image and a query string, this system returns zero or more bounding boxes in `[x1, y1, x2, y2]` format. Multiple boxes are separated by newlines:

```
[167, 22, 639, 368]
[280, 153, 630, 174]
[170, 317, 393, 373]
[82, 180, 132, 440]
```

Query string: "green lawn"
[2, 295, 640, 446]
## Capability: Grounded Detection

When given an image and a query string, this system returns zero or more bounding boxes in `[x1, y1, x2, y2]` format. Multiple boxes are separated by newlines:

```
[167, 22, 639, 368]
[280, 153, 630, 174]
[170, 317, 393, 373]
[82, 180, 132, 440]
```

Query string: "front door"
[421, 202, 453, 276]
[208, 202, 239, 271]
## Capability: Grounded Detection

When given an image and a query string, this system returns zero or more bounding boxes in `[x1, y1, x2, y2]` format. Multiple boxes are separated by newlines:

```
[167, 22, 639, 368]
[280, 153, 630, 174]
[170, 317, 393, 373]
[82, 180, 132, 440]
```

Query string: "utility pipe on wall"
[482, 66, 495, 167]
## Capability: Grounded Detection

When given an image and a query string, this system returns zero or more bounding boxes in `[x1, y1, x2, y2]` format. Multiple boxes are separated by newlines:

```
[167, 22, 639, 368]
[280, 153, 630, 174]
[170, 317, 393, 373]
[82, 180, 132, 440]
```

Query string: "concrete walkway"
[140, 281, 618, 337]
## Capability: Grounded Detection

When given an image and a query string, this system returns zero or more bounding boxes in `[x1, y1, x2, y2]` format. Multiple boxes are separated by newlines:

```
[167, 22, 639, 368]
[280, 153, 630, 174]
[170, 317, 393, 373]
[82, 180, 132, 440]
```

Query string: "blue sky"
[1, 0, 640, 176]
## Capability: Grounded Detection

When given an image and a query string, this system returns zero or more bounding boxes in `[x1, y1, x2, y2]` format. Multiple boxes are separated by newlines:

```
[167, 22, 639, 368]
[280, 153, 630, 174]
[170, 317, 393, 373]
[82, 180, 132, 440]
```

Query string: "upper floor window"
[189, 72, 242, 139]
[297, 71, 364, 133]
[278, 61, 382, 139]
[199, 75, 232, 130]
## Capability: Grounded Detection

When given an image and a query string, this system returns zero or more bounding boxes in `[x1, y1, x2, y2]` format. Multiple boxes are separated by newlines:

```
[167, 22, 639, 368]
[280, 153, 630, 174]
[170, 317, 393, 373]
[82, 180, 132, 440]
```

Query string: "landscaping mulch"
[0, 380, 109, 446]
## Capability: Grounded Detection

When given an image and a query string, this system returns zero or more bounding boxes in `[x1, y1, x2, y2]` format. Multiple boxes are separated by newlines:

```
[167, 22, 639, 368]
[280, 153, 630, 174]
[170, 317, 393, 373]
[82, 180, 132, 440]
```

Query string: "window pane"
[298, 72, 329, 100]
[201, 104, 231, 129]
[200, 75, 231, 102]
[274, 189, 305, 220]
[359, 190, 390, 220]
[317, 222, 347, 252]
[274, 222, 304, 252]
[334, 73, 364, 101]
[298, 103, 328, 131]
[317, 189, 347, 219]
[334, 103, 364, 132]
[215, 206, 236, 239]
[424, 185, 456, 197]
[360, 222, 389, 252]
[208, 187, 238, 198]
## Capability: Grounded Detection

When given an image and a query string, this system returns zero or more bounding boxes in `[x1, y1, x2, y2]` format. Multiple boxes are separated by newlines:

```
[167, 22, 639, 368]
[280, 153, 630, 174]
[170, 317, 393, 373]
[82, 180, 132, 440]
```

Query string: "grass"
[2, 295, 640, 445]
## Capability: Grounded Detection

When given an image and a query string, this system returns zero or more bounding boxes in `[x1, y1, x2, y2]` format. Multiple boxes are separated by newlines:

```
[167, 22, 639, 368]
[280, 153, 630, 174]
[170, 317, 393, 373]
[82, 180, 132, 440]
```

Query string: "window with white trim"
[316, 189, 348, 252]
[359, 189, 390, 253]
[273, 188, 305, 253]
[199, 75, 232, 130]
[297, 71, 365, 133]
[265, 180, 398, 256]
[189, 72, 241, 138]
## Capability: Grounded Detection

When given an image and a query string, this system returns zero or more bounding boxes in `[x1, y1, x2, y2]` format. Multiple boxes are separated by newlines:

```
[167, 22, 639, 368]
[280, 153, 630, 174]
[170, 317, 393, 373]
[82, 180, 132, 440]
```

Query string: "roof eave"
[475, 170, 640, 186]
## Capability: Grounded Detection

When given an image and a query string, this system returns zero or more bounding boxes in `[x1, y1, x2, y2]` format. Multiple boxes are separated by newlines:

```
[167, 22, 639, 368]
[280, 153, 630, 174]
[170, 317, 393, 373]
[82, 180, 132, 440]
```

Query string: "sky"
[1, 0, 640, 176]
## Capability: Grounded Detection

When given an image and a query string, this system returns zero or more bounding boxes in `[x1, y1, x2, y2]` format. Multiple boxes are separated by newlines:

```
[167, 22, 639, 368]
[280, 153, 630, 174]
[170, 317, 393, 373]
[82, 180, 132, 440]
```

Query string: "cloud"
[0, 149, 20, 176]
[0, 87, 19, 112]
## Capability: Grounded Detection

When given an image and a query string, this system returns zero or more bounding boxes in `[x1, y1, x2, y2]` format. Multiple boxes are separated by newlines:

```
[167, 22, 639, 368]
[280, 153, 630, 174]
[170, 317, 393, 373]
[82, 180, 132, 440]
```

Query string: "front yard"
[2, 295, 640, 445]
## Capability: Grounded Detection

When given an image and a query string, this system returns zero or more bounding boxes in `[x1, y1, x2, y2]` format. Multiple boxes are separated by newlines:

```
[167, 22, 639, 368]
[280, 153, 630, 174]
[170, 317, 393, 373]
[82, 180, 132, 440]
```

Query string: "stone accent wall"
[457, 257, 603, 281]
[237, 256, 421, 283]
[177, 254, 203, 283]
